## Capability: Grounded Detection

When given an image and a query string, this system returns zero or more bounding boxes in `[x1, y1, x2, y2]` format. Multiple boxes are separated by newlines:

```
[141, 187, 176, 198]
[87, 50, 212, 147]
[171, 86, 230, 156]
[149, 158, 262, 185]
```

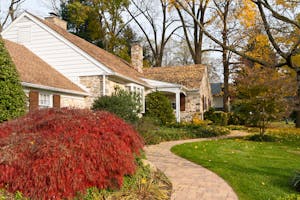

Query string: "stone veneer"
[79, 75, 103, 108]
[165, 67, 212, 122]
[61, 95, 86, 108]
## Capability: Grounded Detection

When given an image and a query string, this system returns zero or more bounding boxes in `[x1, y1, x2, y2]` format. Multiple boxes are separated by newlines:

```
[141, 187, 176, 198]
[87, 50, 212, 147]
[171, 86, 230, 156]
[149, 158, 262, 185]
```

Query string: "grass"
[171, 130, 300, 200]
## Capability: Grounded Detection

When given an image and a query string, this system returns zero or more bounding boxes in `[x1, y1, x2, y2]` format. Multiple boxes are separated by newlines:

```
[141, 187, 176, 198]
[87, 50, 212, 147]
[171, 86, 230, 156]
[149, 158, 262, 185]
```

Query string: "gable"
[2, 12, 148, 87]
[2, 13, 111, 81]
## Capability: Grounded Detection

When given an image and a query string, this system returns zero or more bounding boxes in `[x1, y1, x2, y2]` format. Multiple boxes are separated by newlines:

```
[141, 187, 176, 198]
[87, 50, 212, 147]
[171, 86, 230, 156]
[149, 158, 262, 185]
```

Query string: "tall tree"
[127, 0, 180, 67]
[0, 0, 25, 32]
[172, 0, 300, 126]
[173, 0, 212, 64]
[61, 0, 137, 61]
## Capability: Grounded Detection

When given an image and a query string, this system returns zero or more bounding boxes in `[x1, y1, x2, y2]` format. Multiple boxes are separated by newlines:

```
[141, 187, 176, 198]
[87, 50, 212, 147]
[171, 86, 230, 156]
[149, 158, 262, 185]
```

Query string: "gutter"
[21, 82, 90, 97]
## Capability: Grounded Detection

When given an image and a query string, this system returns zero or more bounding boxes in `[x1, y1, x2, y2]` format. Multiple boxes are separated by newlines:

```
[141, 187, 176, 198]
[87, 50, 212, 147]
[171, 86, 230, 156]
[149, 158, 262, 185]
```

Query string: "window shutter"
[180, 94, 185, 111]
[53, 95, 61, 108]
[29, 91, 39, 111]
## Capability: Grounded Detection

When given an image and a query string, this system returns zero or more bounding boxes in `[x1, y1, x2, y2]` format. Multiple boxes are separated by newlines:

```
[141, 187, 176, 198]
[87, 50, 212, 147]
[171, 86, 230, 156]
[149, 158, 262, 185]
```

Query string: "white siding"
[3, 16, 106, 80]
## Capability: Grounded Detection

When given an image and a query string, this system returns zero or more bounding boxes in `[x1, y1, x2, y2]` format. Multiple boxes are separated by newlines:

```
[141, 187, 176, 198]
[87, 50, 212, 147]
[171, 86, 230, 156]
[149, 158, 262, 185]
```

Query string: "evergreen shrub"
[0, 39, 26, 122]
[92, 88, 141, 123]
[145, 92, 175, 125]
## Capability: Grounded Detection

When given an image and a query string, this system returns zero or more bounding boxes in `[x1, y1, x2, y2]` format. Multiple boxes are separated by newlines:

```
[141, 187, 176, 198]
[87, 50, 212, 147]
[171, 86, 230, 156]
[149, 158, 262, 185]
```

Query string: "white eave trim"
[21, 82, 90, 96]
[114, 72, 152, 88]
[2, 12, 113, 74]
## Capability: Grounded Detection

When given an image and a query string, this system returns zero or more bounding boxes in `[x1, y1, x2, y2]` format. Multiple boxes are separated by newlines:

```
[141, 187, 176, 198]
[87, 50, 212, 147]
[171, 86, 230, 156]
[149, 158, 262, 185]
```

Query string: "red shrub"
[0, 108, 144, 199]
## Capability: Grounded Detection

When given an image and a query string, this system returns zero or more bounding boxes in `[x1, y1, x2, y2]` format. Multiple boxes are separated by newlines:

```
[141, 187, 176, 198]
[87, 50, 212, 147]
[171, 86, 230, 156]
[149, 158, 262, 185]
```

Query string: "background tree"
[172, 0, 300, 126]
[0, 38, 26, 122]
[233, 65, 295, 135]
[0, 0, 26, 32]
[173, 0, 214, 64]
[127, 0, 180, 67]
[61, 0, 137, 61]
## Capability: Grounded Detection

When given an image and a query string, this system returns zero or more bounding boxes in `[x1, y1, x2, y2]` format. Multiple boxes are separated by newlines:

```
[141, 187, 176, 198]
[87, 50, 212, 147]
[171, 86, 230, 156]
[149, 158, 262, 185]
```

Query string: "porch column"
[176, 91, 180, 122]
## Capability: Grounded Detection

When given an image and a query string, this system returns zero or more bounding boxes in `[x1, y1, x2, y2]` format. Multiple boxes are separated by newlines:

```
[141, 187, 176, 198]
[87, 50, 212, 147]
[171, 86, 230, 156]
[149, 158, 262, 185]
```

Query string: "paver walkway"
[144, 130, 250, 200]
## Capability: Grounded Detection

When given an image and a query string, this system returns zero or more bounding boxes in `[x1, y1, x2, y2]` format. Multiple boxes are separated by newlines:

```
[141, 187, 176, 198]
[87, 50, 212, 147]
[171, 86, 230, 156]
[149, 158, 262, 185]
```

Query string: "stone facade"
[181, 92, 201, 122]
[105, 77, 127, 96]
[164, 67, 212, 122]
[80, 75, 103, 108]
[61, 95, 86, 108]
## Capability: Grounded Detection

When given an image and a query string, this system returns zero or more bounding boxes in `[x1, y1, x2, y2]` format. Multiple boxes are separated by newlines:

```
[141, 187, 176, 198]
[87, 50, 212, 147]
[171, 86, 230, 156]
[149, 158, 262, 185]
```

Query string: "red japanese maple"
[0, 108, 143, 199]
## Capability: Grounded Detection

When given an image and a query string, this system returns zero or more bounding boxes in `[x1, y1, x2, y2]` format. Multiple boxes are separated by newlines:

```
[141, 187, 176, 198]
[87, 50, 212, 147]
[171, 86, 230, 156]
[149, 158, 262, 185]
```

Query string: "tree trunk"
[296, 69, 300, 128]
[223, 58, 230, 112]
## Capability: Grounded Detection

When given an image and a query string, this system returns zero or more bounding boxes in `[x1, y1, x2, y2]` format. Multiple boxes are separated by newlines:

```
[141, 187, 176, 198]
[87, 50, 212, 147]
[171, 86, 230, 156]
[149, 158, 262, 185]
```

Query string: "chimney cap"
[49, 12, 58, 17]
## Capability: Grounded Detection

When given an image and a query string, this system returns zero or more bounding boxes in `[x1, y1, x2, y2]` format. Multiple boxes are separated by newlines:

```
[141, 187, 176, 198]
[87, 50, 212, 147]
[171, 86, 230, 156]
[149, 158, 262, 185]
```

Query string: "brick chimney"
[45, 13, 67, 30]
[131, 43, 143, 73]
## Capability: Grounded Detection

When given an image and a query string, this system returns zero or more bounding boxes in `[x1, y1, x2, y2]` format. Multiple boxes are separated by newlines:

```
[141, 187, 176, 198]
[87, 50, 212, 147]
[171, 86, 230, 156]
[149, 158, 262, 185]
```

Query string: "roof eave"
[22, 82, 90, 96]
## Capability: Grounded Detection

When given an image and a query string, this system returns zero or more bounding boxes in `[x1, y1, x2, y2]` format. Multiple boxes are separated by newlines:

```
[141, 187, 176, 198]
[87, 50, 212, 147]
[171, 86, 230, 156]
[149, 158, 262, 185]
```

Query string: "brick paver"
[144, 130, 249, 200]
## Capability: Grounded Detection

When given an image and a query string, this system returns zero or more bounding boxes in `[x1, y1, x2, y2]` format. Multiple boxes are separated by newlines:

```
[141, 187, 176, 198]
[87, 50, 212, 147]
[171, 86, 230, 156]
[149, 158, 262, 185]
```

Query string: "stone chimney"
[131, 43, 143, 73]
[45, 13, 67, 30]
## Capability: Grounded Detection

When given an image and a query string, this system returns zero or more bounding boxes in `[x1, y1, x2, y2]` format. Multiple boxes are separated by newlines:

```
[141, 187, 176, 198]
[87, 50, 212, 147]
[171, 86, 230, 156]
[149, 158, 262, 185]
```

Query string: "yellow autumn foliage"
[237, 0, 258, 28]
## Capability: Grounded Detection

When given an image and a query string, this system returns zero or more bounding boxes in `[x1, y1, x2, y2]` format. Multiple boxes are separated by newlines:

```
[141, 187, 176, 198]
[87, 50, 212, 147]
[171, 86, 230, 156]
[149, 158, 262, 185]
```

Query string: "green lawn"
[171, 133, 300, 200]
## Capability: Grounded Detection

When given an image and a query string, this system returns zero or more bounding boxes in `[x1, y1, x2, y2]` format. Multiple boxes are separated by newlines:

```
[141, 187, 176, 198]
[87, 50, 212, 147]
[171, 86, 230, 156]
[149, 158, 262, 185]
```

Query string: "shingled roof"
[143, 65, 205, 90]
[31, 14, 146, 86]
[4, 40, 86, 94]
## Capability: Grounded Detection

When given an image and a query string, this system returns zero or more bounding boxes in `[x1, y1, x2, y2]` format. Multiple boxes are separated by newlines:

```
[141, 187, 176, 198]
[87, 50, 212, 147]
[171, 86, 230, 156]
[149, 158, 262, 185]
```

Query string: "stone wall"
[105, 78, 127, 96]
[61, 95, 86, 108]
[181, 66, 213, 122]
[181, 91, 201, 122]
[80, 75, 103, 108]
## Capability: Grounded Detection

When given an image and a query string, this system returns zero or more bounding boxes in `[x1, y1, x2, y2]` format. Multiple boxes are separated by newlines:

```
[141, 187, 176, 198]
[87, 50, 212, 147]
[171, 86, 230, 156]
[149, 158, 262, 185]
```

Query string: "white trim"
[175, 91, 181, 122]
[2, 12, 113, 75]
[21, 82, 89, 96]
[103, 75, 106, 96]
[114, 72, 151, 88]
[39, 92, 53, 108]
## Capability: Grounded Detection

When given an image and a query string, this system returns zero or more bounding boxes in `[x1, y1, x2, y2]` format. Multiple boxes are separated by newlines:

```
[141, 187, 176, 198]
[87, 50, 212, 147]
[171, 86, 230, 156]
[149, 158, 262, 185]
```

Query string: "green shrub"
[247, 134, 277, 142]
[92, 88, 141, 123]
[145, 92, 175, 125]
[0, 39, 26, 122]
[204, 108, 228, 126]
[292, 171, 300, 192]
[135, 117, 162, 145]
[141, 124, 230, 145]
[228, 112, 242, 125]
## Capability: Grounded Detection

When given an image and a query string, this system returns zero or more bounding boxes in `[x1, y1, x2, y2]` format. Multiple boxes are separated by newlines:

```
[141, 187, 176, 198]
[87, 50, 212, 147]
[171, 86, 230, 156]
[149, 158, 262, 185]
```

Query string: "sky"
[0, 0, 53, 20]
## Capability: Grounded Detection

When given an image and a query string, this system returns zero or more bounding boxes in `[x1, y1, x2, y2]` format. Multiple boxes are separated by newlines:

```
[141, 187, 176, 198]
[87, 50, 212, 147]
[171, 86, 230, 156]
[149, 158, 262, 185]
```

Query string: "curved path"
[144, 131, 249, 200]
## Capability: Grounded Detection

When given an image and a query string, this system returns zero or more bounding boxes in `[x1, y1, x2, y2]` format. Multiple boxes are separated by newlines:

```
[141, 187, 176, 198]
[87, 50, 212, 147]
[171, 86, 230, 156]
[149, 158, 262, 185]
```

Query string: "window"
[18, 26, 31, 44]
[39, 93, 53, 108]
[127, 84, 145, 113]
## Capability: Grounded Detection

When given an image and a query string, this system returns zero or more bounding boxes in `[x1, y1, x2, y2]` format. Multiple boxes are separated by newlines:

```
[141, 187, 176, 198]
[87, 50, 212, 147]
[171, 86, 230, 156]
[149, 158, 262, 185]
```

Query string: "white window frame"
[126, 83, 145, 113]
[39, 92, 53, 108]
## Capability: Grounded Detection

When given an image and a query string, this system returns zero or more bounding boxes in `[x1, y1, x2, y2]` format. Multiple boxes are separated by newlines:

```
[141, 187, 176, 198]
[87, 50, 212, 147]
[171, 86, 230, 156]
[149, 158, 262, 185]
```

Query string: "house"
[143, 65, 212, 121]
[2, 12, 212, 122]
[210, 83, 225, 111]
[4, 40, 88, 110]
